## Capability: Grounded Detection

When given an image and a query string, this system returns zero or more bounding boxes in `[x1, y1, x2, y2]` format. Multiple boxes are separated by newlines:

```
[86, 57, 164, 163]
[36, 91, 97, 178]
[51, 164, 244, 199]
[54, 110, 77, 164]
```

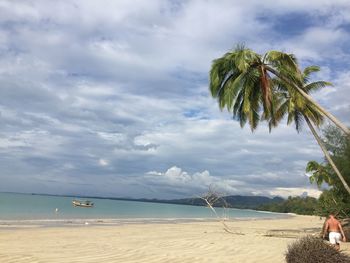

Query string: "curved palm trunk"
[305, 117, 350, 195]
[266, 66, 350, 136]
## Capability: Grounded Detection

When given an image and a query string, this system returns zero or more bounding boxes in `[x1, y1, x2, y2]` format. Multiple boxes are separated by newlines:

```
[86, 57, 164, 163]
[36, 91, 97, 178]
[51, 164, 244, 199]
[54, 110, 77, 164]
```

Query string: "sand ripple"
[1, 216, 347, 263]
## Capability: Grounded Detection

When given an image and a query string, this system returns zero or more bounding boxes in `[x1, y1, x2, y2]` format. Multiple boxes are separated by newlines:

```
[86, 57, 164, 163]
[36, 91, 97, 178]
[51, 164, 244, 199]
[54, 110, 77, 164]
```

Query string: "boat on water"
[72, 200, 94, 208]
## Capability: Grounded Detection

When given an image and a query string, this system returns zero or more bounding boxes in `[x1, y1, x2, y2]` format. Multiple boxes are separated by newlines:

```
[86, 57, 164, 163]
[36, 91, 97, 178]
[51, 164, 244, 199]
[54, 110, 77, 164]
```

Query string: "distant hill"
[106, 195, 284, 210]
[163, 195, 284, 209]
[30, 192, 284, 210]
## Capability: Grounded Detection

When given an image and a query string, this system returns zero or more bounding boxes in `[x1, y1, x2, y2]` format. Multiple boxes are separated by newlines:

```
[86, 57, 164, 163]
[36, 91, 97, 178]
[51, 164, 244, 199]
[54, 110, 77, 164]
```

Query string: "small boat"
[72, 200, 94, 208]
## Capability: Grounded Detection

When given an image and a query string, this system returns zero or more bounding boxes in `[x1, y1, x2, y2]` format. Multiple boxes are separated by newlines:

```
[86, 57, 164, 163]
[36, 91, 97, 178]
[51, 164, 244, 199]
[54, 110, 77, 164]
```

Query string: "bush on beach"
[285, 236, 350, 263]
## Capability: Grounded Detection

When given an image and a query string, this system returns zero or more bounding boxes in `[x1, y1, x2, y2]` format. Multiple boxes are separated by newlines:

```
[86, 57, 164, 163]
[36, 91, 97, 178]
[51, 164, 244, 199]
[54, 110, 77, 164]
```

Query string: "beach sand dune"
[0, 215, 348, 263]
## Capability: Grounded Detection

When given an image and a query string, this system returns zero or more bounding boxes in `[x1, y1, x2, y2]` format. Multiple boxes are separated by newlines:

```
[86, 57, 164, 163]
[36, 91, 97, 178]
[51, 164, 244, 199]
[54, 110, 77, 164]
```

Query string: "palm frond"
[294, 110, 304, 132]
[248, 83, 261, 131]
[304, 104, 324, 127]
[234, 47, 261, 72]
[303, 65, 320, 83]
[217, 71, 244, 110]
[265, 51, 299, 72]
[237, 100, 247, 128]
[233, 90, 244, 116]
[274, 100, 289, 123]
[304, 81, 333, 93]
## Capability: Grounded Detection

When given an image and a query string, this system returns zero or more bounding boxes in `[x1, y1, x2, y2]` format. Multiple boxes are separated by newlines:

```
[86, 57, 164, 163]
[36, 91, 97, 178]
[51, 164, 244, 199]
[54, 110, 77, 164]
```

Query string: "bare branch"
[199, 186, 244, 235]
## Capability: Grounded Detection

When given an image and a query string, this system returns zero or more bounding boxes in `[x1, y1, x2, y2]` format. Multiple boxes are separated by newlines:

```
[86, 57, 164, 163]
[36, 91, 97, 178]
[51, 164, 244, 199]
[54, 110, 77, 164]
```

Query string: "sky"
[0, 0, 349, 199]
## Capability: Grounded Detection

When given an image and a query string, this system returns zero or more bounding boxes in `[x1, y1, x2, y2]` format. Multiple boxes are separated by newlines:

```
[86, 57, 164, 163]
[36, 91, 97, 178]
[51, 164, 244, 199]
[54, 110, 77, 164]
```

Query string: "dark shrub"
[344, 226, 350, 241]
[285, 236, 350, 263]
[341, 218, 350, 241]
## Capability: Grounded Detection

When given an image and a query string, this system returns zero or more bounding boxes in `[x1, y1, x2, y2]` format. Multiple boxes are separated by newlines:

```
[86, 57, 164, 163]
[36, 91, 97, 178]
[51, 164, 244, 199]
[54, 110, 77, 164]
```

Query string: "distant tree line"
[257, 196, 318, 215]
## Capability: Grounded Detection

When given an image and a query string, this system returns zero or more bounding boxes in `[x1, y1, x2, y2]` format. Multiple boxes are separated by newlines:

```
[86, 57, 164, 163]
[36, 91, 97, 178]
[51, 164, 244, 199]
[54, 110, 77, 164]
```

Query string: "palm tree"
[209, 46, 350, 135]
[209, 46, 294, 130]
[268, 66, 350, 194]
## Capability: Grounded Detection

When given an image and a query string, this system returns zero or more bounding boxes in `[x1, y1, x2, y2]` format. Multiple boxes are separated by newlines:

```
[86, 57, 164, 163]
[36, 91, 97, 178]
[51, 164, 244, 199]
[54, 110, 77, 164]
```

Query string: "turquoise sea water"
[0, 192, 287, 222]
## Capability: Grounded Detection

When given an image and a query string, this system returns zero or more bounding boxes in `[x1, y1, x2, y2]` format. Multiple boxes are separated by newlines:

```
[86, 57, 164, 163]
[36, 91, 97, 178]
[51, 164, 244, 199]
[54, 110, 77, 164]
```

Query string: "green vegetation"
[266, 65, 328, 132]
[135, 195, 284, 209]
[307, 126, 350, 218]
[258, 196, 318, 215]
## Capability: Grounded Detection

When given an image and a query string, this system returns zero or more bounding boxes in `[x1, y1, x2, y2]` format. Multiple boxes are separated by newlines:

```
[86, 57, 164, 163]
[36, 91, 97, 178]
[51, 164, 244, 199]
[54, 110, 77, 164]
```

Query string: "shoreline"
[0, 213, 297, 230]
[0, 213, 293, 229]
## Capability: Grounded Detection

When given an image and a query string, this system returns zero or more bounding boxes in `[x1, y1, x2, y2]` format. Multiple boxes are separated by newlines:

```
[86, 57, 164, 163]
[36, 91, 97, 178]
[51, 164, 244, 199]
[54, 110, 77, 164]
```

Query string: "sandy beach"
[1, 215, 349, 263]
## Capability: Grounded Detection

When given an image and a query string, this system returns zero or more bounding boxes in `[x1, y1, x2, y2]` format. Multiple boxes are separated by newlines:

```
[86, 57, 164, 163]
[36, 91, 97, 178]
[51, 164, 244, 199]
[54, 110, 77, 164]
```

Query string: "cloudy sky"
[0, 0, 349, 199]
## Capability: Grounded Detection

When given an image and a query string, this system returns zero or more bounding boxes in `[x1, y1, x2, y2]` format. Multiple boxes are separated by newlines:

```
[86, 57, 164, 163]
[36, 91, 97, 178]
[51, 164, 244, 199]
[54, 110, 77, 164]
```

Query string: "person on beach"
[323, 214, 346, 250]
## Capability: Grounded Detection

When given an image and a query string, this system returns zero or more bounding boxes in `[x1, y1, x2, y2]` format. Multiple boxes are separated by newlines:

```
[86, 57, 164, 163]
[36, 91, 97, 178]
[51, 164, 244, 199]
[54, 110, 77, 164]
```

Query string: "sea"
[0, 192, 288, 226]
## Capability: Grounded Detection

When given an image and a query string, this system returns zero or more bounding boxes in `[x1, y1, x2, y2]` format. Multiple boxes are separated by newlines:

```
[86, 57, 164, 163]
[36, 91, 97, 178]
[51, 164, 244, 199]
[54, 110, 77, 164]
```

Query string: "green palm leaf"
[304, 81, 333, 93]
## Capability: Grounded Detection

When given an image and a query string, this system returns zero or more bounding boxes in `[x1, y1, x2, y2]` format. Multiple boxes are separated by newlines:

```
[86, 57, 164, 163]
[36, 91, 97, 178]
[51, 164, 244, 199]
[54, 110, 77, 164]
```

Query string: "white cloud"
[0, 0, 348, 198]
[0, 129, 65, 154]
[281, 27, 350, 62]
[268, 187, 322, 198]
[144, 166, 244, 197]
[98, 132, 126, 144]
[99, 159, 109, 166]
